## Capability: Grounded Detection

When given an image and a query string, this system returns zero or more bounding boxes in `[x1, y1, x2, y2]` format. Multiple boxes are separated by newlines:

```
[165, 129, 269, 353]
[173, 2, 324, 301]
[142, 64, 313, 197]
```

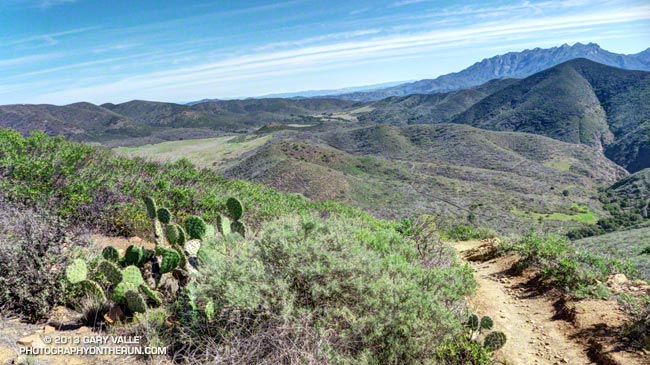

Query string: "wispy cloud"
[390, 0, 429, 8]
[0, 26, 99, 47]
[38, 0, 77, 9]
[0, 53, 63, 67]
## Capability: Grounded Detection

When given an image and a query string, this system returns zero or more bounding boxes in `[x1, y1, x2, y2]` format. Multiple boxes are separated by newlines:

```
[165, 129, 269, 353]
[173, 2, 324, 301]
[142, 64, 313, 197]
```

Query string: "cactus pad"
[98, 260, 123, 284]
[125, 290, 147, 313]
[174, 248, 187, 269]
[81, 280, 106, 302]
[139, 284, 163, 306]
[112, 282, 137, 303]
[102, 246, 120, 262]
[124, 245, 144, 266]
[226, 197, 243, 220]
[144, 196, 158, 220]
[480, 316, 494, 330]
[231, 221, 246, 238]
[166, 224, 180, 245]
[65, 259, 88, 284]
[467, 314, 479, 331]
[484, 331, 507, 351]
[185, 215, 207, 239]
[157, 207, 172, 224]
[216, 214, 231, 236]
[177, 226, 187, 245]
[160, 249, 181, 274]
[122, 266, 144, 286]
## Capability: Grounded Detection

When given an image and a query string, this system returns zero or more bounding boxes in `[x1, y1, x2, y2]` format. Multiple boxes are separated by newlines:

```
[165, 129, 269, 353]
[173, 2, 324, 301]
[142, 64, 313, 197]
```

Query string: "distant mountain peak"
[327, 42, 650, 102]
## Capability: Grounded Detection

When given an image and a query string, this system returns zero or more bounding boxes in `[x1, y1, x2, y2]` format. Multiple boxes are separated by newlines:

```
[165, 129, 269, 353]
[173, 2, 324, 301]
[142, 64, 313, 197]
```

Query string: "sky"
[1, 0, 649, 105]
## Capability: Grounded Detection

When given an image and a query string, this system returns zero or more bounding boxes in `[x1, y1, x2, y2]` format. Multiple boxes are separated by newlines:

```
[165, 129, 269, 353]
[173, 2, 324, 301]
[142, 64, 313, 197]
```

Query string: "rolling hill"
[0, 98, 358, 143]
[329, 43, 650, 101]
[0, 102, 146, 141]
[118, 122, 627, 234]
[451, 58, 650, 172]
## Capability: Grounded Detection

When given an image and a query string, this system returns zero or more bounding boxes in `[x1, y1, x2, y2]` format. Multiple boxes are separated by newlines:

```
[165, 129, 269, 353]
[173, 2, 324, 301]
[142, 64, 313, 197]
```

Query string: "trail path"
[454, 240, 593, 365]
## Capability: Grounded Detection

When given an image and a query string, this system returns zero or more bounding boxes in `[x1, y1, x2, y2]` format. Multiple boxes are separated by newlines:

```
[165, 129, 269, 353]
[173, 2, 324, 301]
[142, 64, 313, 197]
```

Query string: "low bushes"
[174, 216, 482, 364]
[446, 225, 497, 241]
[0, 198, 85, 321]
[502, 232, 636, 297]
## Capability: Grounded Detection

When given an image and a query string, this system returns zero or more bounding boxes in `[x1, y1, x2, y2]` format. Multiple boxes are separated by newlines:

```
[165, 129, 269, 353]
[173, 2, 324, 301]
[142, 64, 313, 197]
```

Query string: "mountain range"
[323, 42, 650, 101]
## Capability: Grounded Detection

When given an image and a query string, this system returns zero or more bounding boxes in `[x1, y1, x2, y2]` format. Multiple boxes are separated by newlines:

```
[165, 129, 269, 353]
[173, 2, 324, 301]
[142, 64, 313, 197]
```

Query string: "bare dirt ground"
[455, 240, 648, 365]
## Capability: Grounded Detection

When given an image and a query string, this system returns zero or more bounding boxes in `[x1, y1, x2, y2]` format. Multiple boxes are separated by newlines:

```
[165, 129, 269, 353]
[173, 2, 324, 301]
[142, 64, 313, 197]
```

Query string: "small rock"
[43, 325, 56, 333]
[16, 334, 44, 348]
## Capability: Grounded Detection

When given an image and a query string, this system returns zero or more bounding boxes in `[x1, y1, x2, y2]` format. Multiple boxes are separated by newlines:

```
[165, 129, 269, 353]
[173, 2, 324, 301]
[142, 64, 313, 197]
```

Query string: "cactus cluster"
[66, 194, 249, 321]
[465, 314, 506, 352]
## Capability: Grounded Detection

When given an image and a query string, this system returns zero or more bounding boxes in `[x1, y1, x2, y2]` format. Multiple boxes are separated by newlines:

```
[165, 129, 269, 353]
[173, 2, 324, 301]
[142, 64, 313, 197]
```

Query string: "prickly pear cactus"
[160, 249, 181, 274]
[122, 266, 144, 286]
[139, 284, 163, 306]
[65, 259, 88, 284]
[102, 246, 120, 263]
[124, 245, 144, 267]
[125, 290, 147, 313]
[144, 196, 157, 220]
[484, 331, 507, 351]
[174, 247, 187, 269]
[226, 197, 243, 220]
[166, 224, 180, 245]
[231, 221, 246, 238]
[467, 314, 479, 331]
[113, 282, 137, 303]
[185, 215, 207, 240]
[480, 316, 494, 330]
[157, 207, 172, 224]
[216, 214, 231, 236]
[81, 280, 106, 302]
[177, 225, 187, 245]
[98, 260, 123, 284]
[153, 219, 165, 246]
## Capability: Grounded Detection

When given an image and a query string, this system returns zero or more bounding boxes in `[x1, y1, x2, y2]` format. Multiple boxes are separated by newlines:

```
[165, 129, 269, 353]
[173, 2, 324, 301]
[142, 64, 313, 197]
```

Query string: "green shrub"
[179, 216, 477, 364]
[505, 232, 637, 295]
[446, 225, 496, 241]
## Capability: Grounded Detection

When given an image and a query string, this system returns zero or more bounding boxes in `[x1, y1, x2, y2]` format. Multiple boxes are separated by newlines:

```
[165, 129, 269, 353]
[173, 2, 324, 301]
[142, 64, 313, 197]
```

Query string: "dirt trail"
[455, 240, 594, 365]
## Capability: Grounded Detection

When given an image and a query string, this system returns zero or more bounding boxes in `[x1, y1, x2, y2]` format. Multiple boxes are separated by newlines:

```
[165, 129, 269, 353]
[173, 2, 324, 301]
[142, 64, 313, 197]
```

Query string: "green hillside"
[451, 59, 650, 172]
[573, 225, 650, 280]
[605, 168, 650, 218]
[120, 123, 626, 234]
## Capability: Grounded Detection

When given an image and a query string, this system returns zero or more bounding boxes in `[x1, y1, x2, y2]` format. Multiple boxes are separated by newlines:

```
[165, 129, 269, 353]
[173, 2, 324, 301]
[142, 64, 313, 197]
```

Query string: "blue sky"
[1, 0, 649, 105]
